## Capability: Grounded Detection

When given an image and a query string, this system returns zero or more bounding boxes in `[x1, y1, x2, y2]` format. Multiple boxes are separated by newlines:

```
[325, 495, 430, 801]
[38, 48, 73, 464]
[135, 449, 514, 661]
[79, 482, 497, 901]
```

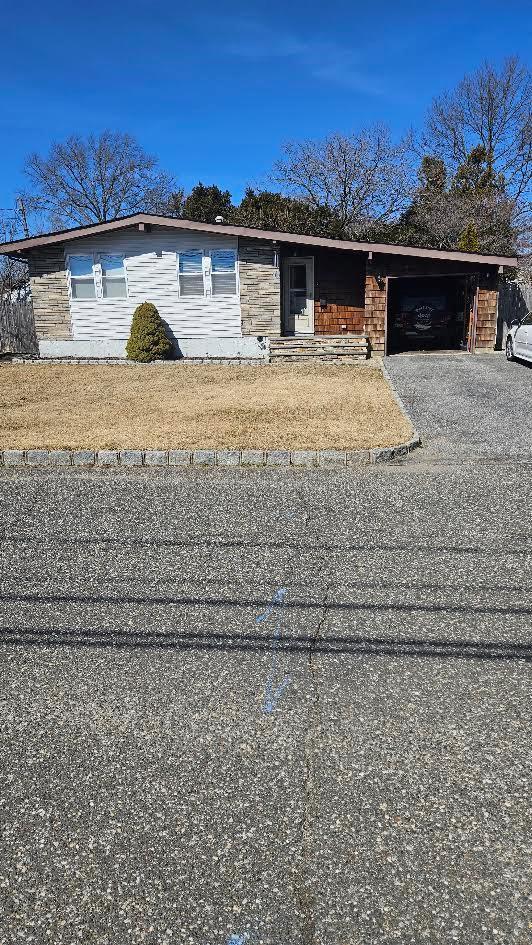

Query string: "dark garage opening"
[387, 276, 471, 354]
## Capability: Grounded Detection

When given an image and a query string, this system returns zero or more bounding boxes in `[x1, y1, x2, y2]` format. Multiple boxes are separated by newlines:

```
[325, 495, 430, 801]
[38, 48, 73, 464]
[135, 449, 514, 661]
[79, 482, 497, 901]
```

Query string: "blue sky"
[0, 0, 530, 214]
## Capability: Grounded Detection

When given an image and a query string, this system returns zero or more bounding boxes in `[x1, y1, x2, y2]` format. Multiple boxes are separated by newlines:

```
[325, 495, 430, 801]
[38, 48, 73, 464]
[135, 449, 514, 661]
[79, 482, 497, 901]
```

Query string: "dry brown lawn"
[0, 362, 413, 450]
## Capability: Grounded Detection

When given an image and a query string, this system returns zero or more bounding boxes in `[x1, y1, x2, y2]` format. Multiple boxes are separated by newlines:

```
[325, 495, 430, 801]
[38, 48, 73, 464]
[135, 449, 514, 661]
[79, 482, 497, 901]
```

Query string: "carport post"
[468, 283, 479, 354]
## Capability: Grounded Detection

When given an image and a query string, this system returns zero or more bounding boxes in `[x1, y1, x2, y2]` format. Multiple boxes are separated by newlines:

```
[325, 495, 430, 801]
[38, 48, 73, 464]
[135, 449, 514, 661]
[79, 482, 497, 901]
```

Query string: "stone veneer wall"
[28, 246, 71, 340]
[239, 238, 281, 337]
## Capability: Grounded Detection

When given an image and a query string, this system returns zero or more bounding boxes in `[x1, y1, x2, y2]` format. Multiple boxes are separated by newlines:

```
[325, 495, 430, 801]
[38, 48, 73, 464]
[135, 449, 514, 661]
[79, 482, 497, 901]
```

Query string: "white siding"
[64, 227, 241, 340]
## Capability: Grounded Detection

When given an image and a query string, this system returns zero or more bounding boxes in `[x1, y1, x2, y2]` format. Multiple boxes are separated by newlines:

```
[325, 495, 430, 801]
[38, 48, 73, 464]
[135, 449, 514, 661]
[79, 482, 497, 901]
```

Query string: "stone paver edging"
[0, 439, 420, 470]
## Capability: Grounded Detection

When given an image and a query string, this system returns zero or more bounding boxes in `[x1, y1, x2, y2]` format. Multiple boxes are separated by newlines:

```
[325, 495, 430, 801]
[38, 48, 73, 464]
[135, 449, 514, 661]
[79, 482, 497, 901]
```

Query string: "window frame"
[177, 248, 207, 299]
[210, 248, 238, 298]
[66, 254, 97, 301]
[176, 247, 239, 300]
[99, 253, 129, 300]
[66, 252, 128, 302]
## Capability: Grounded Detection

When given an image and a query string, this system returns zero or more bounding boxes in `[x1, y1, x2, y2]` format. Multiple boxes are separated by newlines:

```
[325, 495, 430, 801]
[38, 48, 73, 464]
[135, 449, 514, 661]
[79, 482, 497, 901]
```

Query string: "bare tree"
[0, 212, 35, 356]
[0, 212, 28, 302]
[23, 131, 177, 230]
[273, 126, 415, 239]
[426, 57, 532, 202]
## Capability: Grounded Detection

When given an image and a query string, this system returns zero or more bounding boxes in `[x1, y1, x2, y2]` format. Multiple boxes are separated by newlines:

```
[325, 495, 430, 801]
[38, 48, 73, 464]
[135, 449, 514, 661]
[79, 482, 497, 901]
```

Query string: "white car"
[506, 312, 532, 363]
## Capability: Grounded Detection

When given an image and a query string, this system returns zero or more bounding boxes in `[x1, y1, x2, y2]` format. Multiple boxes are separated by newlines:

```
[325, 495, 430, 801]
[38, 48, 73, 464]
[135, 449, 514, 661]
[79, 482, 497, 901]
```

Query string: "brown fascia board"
[0, 212, 518, 267]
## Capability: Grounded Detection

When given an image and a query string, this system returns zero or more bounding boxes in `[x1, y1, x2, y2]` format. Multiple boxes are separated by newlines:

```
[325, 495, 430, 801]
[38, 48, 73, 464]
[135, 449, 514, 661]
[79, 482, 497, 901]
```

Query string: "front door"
[283, 257, 314, 335]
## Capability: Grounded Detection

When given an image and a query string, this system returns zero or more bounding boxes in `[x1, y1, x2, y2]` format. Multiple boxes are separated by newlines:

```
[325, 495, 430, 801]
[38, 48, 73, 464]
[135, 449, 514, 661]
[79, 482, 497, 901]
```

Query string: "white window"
[211, 249, 237, 296]
[178, 250, 205, 297]
[69, 255, 96, 299]
[101, 254, 127, 299]
[68, 253, 127, 301]
[177, 248, 238, 299]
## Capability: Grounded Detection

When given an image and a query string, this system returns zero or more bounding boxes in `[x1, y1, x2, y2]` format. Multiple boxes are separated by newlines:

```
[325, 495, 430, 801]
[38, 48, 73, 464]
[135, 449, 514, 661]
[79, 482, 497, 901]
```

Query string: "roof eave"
[0, 212, 519, 268]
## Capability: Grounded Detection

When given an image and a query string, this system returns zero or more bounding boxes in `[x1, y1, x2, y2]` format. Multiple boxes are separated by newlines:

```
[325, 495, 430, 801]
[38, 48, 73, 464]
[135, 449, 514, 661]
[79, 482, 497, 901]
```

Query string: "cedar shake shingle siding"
[28, 246, 71, 339]
[239, 238, 281, 337]
[364, 269, 387, 355]
[313, 249, 365, 334]
[475, 281, 498, 350]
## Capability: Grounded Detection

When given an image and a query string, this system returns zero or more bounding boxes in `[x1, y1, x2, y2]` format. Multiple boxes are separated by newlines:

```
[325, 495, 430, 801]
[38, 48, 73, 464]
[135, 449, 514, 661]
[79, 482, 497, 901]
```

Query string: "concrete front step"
[269, 335, 369, 362]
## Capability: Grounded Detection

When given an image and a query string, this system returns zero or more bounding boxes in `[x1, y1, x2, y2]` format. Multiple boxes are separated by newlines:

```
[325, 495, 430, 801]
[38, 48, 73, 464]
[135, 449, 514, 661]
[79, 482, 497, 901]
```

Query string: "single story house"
[0, 213, 517, 360]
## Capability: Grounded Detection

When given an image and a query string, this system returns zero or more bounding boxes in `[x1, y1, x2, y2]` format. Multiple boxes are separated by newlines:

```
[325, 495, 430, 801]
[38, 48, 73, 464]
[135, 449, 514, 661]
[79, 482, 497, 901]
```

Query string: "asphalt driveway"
[0, 463, 530, 944]
[385, 352, 532, 462]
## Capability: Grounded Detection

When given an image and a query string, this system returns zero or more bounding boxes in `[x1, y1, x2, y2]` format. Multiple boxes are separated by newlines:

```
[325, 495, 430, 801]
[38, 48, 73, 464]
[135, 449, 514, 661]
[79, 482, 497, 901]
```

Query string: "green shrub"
[126, 302, 173, 362]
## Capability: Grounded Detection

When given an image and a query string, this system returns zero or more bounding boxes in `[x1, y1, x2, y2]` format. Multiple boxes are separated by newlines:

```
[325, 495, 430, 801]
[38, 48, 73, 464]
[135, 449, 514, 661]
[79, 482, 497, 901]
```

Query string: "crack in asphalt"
[0, 452, 530, 941]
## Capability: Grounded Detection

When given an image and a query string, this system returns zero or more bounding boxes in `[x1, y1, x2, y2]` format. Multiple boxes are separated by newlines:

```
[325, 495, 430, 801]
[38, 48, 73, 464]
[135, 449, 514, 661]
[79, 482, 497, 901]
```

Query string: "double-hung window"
[177, 248, 238, 298]
[69, 256, 96, 299]
[68, 253, 127, 300]
[101, 254, 127, 298]
[211, 250, 237, 296]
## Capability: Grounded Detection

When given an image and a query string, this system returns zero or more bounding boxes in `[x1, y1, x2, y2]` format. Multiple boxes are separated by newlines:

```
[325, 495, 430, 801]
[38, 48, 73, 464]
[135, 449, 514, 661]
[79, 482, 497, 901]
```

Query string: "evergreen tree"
[234, 189, 343, 238]
[182, 183, 233, 223]
[126, 302, 173, 362]
[418, 156, 447, 195]
[452, 145, 504, 199]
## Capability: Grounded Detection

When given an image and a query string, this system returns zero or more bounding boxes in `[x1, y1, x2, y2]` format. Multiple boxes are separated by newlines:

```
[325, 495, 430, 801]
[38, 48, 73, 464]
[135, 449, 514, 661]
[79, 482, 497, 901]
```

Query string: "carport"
[386, 274, 474, 354]
[361, 247, 514, 357]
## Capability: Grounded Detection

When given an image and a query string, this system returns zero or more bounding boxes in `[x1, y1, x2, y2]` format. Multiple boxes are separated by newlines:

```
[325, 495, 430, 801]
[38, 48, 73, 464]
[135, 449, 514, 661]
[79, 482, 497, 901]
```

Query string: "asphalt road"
[1, 454, 530, 945]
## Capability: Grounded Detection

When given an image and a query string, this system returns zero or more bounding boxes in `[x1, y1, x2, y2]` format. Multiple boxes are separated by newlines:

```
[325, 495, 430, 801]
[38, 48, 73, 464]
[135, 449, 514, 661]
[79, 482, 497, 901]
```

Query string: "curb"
[0, 440, 421, 470]
[380, 360, 422, 453]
